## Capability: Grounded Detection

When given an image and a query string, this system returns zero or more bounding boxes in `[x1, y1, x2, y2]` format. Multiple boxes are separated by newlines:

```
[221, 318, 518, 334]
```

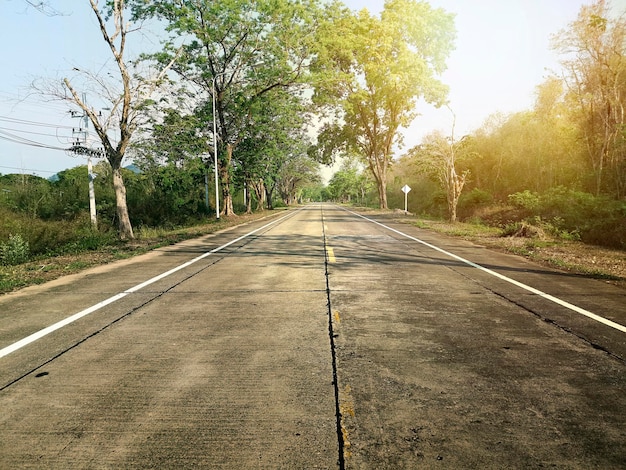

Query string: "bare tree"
[409, 108, 471, 223]
[38, 0, 177, 239]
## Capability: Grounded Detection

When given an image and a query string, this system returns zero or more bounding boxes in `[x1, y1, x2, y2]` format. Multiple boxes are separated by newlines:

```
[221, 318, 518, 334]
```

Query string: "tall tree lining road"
[1, 205, 625, 468]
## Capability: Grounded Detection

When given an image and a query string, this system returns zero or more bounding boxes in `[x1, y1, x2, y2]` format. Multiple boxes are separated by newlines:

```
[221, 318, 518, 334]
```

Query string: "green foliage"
[508, 190, 540, 212]
[552, 1, 626, 197]
[0, 174, 54, 218]
[312, 0, 455, 208]
[59, 227, 118, 254]
[132, 0, 324, 215]
[496, 188, 624, 247]
[461, 188, 493, 207]
[457, 189, 493, 220]
[326, 159, 372, 203]
[0, 234, 30, 266]
[129, 159, 210, 227]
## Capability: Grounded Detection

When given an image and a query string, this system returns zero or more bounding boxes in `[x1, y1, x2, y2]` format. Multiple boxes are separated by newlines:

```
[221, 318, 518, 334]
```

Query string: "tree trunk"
[369, 152, 389, 210]
[112, 165, 134, 240]
[245, 180, 253, 214]
[220, 143, 236, 216]
[265, 184, 274, 210]
[253, 179, 266, 211]
[376, 176, 388, 209]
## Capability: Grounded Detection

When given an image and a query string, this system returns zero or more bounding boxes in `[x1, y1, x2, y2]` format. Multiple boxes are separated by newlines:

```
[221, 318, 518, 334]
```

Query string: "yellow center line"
[326, 246, 336, 263]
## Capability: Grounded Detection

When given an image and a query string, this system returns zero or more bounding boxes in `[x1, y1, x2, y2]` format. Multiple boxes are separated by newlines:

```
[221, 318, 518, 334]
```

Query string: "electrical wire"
[0, 165, 57, 175]
[0, 129, 68, 151]
[0, 125, 70, 138]
[0, 115, 75, 130]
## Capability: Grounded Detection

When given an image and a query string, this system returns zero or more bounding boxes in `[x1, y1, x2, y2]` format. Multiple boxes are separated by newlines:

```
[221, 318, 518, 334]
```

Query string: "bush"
[0, 234, 30, 265]
[508, 190, 540, 211]
[462, 188, 493, 206]
[458, 189, 494, 220]
[500, 188, 624, 248]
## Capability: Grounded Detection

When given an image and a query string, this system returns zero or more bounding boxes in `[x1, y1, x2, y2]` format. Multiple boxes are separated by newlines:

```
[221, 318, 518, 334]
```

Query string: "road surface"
[1, 204, 625, 468]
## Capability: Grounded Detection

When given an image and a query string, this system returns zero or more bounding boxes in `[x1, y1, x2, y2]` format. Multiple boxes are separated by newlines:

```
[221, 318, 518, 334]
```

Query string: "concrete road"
[0, 204, 625, 469]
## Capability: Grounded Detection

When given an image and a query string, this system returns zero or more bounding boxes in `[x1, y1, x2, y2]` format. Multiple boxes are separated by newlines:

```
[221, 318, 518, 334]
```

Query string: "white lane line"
[345, 208, 626, 334]
[0, 211, 297, 359]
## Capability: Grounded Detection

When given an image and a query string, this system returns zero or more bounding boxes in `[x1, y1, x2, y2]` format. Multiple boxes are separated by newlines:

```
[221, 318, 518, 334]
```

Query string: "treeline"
[0, 161, 319, 261]
[5, 0, 625, 255]
[388, 1, 625, 249]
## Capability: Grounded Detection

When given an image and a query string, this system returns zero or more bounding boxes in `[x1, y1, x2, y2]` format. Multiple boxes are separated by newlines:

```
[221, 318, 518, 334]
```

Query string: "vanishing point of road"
[1, 204, 625, 469]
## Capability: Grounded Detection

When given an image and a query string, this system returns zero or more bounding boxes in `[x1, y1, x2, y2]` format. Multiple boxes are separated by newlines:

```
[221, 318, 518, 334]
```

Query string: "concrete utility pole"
[69, 93, 98, 229]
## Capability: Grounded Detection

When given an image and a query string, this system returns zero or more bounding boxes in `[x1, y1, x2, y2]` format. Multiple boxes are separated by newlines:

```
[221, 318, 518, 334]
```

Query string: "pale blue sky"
[343, 0, 626, 144]
[0, 0, 624, 178]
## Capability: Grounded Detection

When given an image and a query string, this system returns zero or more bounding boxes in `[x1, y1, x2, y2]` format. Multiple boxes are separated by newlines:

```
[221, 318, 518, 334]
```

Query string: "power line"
[0, 129, 68, 151]
[0, 125, 70, 138]
[0, 91, 74, 114]
[0, 115, 74, 130]
[0, 165, 57, 175]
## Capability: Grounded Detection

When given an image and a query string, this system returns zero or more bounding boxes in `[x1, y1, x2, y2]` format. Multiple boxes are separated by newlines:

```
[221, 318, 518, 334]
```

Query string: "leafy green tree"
[312, 0, 455, 209]
[327, 159, 360, 203]
[136, 108, 209, 168]
[132, 0, 323, 216]
[466, 100, 578, 202]
[133, 108, 214, 221]
[235, 88, 315, 211]
[276, 152, 321, 206]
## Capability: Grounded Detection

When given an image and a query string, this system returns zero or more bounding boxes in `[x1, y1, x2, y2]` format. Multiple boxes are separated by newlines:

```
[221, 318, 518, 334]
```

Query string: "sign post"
[401, 184, 411, 214]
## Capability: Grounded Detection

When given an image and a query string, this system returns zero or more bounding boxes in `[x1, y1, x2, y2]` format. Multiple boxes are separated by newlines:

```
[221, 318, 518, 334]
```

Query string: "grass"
[0, 210, 280, 295]
[405, 215, 625, 287]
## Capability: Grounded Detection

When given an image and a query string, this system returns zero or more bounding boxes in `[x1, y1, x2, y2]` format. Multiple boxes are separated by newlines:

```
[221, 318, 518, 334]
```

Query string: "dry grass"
[407, 217, 626, 289]
[0, 211, 281, 295]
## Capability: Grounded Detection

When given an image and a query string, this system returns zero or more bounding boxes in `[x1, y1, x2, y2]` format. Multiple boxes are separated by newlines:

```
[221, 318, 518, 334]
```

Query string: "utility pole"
[69, 93, 98, 229]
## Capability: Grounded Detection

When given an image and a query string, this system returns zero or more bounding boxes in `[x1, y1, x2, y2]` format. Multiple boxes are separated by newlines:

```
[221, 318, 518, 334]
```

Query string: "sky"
[344, 0, 626, 143]
[0, 0, 625, 179]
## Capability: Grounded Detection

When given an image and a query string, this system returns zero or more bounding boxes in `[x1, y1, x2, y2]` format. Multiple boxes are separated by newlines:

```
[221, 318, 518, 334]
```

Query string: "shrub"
[0, 234, 30, 265]
[508, 190, 540, 211]
[462, 188, 493, 206]
[458, 188, 494, 220]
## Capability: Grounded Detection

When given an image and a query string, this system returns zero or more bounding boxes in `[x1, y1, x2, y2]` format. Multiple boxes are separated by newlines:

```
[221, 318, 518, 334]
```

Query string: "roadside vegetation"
[327, 1, 626, 252]
[2, 0, 624, 292]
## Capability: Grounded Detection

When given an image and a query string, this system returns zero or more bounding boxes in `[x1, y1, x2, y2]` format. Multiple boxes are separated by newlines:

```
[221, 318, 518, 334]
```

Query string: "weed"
[0, 234, 30, 266]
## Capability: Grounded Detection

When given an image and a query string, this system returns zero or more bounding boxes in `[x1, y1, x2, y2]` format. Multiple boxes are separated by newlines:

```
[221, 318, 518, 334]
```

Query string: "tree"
[552, 0, 626, 197]
[135, 108, 209, 168]
[236, 88, 313, 211]
[36, 0, 178, 239]
[312, 0, 455, 209]
[132, 0, 322, 216]
[409, 110, 470, 222]
[327, 158, 362, 203]
[276, 152, 321, 206]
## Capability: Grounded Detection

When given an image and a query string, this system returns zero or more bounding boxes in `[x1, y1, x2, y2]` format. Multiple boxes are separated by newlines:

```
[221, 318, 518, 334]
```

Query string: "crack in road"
[445, 264, 626, 365]
[321, 205, 347, 470]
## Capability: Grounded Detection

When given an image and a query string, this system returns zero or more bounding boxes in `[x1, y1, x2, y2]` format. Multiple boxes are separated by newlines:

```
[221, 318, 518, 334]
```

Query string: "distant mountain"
[45, 163, 141, 182]
[124, 164, 141, 174]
